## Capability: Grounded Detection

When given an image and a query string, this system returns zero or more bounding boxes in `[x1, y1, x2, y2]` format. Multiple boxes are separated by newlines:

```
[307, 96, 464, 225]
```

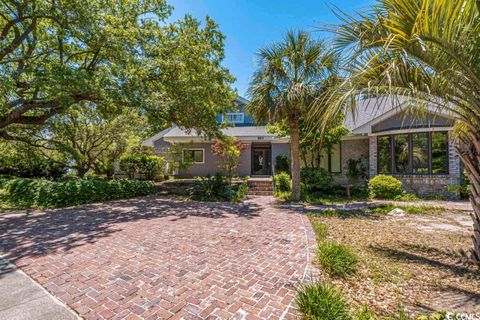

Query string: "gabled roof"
[142, 127, 174, 147]
[344, 96, 454, 135]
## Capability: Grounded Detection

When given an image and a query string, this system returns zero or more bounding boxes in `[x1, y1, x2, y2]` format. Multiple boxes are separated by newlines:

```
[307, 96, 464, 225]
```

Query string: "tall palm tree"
[247, 31, 337, 200]
[312, 0, 480, 262]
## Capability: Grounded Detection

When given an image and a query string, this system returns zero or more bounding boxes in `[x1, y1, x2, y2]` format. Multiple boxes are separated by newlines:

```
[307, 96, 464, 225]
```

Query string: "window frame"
[377, 131, 449, 176]
[182, 148, 205, 164]
[223, 112, 245, 124]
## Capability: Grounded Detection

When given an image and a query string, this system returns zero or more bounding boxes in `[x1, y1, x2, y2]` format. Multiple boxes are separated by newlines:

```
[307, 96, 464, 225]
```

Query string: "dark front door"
[251, 145, 272, 175]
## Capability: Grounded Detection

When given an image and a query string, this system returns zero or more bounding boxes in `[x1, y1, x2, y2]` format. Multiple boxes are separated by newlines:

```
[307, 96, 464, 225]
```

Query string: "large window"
[377, 131, 448, 175]
[183, 149, 204, 164]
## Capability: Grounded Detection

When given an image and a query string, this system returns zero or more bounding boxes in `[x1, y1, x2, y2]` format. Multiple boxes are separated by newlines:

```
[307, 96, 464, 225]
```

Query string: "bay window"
[377, 131, 448, 175]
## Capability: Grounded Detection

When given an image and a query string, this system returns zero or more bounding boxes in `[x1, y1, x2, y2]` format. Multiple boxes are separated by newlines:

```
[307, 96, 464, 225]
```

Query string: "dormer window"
[224, 113, 244, 124]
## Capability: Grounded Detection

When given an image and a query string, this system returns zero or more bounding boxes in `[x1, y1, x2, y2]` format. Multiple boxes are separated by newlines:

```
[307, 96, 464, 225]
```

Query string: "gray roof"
[344, 96, 403, 133]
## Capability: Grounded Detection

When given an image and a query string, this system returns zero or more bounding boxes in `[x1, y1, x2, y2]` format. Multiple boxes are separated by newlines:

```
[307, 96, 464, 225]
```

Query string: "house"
[143, 96, 462, 199]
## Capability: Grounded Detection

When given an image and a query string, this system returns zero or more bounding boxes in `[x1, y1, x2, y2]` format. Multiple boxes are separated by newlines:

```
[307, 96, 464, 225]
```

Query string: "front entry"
[251, 143, 272, 175]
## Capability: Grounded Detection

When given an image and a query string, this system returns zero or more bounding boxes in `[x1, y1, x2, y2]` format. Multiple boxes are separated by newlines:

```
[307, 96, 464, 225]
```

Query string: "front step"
[247, 178, 273, 196]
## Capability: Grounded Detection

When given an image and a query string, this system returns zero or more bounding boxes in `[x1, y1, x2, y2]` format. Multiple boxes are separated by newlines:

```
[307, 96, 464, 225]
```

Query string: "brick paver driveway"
[0, 196, 317, 319]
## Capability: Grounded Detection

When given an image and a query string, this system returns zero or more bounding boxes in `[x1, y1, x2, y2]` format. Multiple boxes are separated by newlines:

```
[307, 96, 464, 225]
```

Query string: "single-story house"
[143, 96, 462, 199]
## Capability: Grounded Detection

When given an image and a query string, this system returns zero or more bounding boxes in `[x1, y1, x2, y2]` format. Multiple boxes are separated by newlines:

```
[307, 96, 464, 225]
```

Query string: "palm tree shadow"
[0, 196, 261, 277]
[369, 243, 480, 279]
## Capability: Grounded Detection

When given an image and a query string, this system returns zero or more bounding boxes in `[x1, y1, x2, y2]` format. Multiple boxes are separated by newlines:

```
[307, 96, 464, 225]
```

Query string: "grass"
[310, 220, 328, 240]
[317, 241, 359, 278]
[295, 283, 351, 320]
[369, 204, 445, 215]
[307, 204, 446, 219]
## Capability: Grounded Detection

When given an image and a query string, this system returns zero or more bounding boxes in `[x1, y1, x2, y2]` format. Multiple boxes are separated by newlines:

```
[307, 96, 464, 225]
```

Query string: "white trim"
[182, 148, 205, 164]
[222, 112, 244, 124]
[369, 126, 453, 136]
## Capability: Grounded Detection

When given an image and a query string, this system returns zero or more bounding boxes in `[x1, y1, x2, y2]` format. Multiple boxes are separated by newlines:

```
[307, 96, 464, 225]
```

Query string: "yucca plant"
[312, 0, 480, 263]
[247, 31, 338, 201]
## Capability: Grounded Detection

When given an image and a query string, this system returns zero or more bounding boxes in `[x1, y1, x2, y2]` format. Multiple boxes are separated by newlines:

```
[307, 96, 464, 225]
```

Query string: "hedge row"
[1, 178, 155, 208]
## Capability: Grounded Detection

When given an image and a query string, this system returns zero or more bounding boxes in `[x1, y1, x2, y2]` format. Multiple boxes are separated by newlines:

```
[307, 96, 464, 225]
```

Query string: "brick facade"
[333, 138, 370, 185]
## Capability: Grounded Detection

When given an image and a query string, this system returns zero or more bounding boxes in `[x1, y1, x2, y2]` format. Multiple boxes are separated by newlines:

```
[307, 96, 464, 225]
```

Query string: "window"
[183, 149, 204, 164]
[431, 132, 448, 174]
[377, 131, 449, 175]
[412, 133, 429, 174]
[378, 136, 392, 174]
[224, 113, 244, 124]
[319, 143, 342, 173]
[393, 134, 409, 174]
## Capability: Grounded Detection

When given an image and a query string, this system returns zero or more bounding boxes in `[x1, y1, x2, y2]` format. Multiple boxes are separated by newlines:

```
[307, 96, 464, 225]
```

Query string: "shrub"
[295, 283, 350, 320]
[188, 174, 247, 203]
[274, 154, 290, 174]
[119, 155, 165, 180]
[368, 175, 403, 199]
[301, 167, 333, 194]
[274, 172, 291, 193]
[3, 178, 154, 208]
[317, 241, 358, 278]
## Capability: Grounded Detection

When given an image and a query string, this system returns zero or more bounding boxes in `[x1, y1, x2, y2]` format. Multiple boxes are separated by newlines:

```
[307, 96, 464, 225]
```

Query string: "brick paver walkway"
[0, 196, 317, 319]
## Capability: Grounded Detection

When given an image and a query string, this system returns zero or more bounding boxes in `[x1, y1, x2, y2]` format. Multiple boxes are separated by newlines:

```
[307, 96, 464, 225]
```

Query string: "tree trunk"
[457, 131, 480, 264]
[289, 114, 301, 201]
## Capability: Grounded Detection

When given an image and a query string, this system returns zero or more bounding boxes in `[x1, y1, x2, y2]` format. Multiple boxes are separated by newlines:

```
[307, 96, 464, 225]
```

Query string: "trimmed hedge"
[2, 178, 155, 208]
[368, 175, 403, 199]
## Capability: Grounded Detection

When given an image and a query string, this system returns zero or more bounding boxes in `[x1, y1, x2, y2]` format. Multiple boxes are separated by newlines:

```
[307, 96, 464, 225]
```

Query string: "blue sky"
[169, 0, 374, 97]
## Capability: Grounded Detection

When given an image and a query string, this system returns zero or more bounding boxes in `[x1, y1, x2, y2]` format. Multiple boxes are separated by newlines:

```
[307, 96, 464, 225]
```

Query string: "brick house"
[143, 96, 462, 199]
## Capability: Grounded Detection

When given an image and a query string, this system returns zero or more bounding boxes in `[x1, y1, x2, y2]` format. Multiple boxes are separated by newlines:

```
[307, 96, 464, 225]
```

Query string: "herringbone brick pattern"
[0, 196, 317, 319]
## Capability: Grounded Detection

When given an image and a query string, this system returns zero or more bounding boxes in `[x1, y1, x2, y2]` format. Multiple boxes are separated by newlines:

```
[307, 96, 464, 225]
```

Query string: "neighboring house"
[144, 96, 462, 199]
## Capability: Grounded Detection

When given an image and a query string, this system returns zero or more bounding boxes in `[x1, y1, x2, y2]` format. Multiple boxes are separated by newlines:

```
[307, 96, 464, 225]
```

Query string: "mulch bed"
[309, 209, 480, 316]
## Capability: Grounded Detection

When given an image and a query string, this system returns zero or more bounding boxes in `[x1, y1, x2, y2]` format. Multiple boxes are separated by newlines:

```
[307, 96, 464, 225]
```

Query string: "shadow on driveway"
[0, 196, 261, 275]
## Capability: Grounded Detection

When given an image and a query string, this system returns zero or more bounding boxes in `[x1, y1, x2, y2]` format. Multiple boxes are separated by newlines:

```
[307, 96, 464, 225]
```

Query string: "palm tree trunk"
[289, 114, 301, 201]
[457, 132, 480, 264]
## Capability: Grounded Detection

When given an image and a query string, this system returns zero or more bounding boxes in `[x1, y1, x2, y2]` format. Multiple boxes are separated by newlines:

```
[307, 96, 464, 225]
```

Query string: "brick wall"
[332, 138, 370, 185]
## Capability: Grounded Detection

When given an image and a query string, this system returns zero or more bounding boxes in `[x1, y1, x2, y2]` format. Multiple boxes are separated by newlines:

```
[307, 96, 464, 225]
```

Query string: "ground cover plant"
[317, 241, 359, 278]
[295, 283, 351, 320]
[188, 174, 248, 203]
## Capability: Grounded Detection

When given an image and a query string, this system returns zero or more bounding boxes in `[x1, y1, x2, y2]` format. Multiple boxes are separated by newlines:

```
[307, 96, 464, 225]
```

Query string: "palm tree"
[247, 31, 337, 200]
[312, 0, 480, 262]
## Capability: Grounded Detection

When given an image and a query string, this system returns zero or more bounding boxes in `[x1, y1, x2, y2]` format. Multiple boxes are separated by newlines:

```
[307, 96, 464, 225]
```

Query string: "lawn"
[307, 206, 479, 316]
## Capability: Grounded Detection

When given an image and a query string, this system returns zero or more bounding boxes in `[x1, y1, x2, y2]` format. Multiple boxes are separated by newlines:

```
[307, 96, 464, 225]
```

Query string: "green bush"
[188, 174, 247, 203]
[368, 175, 403, 199]
[119, 155, 165, 180]
[274, 172, 291, 193]
[2, 178, 155, 208]
[295, 283, 350, 320]
[274, 154, 290, 174]
[301, 167, 333, 194]
[317, 241, 358, 278]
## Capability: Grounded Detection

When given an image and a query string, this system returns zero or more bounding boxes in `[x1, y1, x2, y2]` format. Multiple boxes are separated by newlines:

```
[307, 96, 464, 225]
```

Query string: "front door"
[252, 147, 272, 175]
